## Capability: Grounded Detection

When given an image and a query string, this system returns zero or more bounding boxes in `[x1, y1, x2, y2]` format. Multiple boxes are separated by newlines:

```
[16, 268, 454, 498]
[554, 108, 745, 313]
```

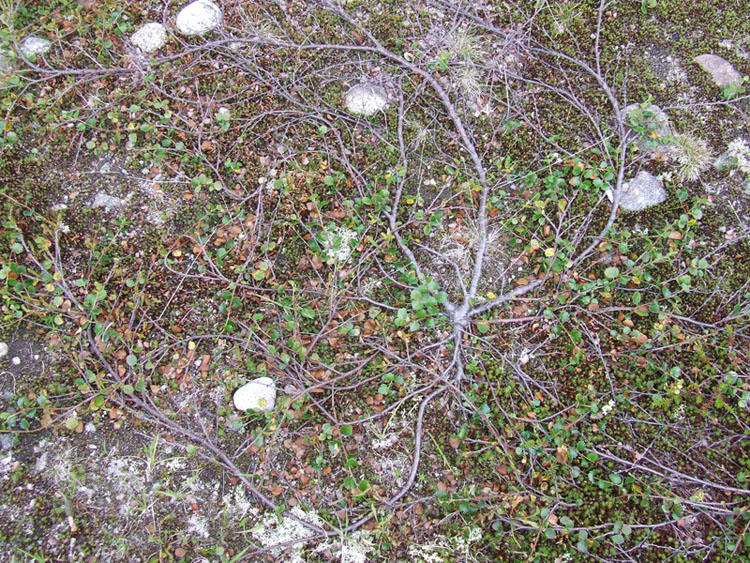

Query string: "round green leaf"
[604, 267, 619, 280]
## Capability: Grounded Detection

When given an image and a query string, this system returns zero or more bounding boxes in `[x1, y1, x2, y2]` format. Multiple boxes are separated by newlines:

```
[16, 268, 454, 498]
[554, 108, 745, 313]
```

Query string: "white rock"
[618, 171, 666, 212]
[233, 377, 276, 412]
[131, 23, 167, 53]
[345, 83, 388, 116]
[0, 342, 7, 358]
[20, 36, 51, 58]
[175, 0, 222, 37]
[694, 54, 742, 88]
[11, 356, 20, 365]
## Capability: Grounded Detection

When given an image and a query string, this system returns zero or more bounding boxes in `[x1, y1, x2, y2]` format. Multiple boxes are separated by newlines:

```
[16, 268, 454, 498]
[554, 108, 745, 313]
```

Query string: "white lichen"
[726, 138, 750, 175]
[186, 514, 210, 538]
[251, 505, 324, 562]
[221, 484, 259, 521]
[338, 530, 374, 563]
[321, 227, 358, 263]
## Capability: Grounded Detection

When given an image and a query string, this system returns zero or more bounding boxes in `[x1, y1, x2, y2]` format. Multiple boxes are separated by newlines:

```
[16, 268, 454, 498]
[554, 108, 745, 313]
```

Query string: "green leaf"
[65, 417, 78, 430]
[343, 476, 356, 489]
[6, 131, 18, 144]
[604, 267, 619, 280]
[91, 395, 106, 410]
[126, 354, 137, 367]
[477, 322, 490, 334]
[340, 425, 353, 437]
[123, 384, 134, 394]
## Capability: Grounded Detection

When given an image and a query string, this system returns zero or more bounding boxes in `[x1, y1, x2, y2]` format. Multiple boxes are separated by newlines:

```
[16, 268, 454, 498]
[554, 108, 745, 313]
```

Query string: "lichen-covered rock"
[131, 23, 167, 53]
[233, 377, 276, 412]
[618, 171, 666, 212]
[344, 83, 388, 116]
[20, 36, 51, 58]
[175, 0, 222, 37]
[693, 54, 742, 88]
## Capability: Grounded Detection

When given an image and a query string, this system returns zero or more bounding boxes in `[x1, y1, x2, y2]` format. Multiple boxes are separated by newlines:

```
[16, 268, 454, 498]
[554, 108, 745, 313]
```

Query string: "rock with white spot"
[618, 171, 666, 212]
[20, 36, 51, 58]
[11, 356, 20, 365]
[345, 83, 388, 116]
[0, 342, 7, 358]
[131, 23, 167, 53]
[92, 193, 126, 210]
[233, 377, 276, 412]
[693, 54, 742, 88]
[175, 0, 222, 37]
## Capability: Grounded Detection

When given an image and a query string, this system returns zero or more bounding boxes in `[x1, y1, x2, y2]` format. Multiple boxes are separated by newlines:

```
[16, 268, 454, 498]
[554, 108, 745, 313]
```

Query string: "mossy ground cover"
[0, 0, 749, 561]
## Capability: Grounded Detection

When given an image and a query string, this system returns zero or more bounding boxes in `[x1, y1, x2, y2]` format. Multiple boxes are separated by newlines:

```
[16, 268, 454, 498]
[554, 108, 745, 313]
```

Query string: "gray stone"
[618, 171, 666, 212]
[92, 193, 126, 210]
[131, 23, 167, 53]
[175, 0, 222, 37]
[0, 342, 7, 358]
[622, 103, 672, 153]
[233, 377, 276, 412]
[20, 36, 51, 58]
[0, 434, 14, 451]
[344, 83, 388, 116]
[693, 54, 742, 88]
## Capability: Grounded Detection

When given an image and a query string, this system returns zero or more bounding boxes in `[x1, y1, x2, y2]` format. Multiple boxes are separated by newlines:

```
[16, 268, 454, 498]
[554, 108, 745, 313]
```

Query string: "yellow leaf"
[544, 248, 555, 257]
